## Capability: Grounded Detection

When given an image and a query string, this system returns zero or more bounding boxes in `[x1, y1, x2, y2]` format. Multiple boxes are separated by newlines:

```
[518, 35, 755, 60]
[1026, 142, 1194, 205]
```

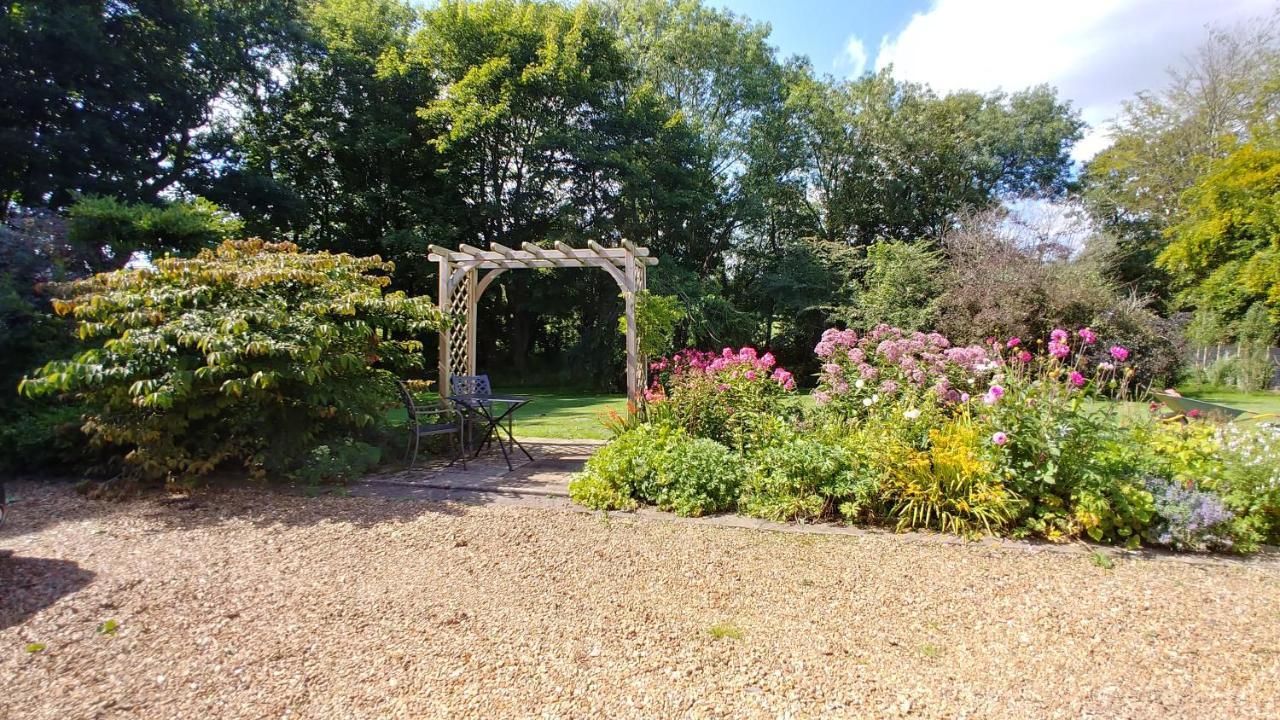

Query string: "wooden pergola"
[427, 241, 658, 403]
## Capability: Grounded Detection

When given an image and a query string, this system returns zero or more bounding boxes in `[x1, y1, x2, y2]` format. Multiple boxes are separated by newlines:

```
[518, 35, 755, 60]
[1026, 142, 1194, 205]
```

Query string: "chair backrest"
[394, 379, 419, 429]
[396, 379, 457, 427]
[450, 374, 492, 397]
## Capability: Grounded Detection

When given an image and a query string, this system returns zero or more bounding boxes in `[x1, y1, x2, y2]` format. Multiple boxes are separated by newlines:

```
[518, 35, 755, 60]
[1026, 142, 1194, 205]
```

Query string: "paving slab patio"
[353, 437, 598, 505]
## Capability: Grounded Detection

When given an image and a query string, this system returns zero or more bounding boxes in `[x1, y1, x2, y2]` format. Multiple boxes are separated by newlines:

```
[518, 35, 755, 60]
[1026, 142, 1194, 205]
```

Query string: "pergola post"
[428, 241, 658, 404]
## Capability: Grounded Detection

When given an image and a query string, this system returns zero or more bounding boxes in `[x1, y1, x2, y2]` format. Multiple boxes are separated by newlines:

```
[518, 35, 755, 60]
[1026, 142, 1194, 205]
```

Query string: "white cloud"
[840, 35, 869, 76]
[872, 0, 1276, 161]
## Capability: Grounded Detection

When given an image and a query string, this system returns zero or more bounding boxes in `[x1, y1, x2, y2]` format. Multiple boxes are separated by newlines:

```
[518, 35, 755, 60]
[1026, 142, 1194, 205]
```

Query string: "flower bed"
[571, 326, 1280, 552]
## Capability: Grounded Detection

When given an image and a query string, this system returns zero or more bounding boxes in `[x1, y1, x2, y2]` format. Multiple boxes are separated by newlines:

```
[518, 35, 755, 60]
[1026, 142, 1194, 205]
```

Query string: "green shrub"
[569, 424, 678, 511]
[570, 424, 743, 516]
[887, 418, 1019, 537]
[19, 239, 448, 486]
[647, 436, 742, 516]
[739, 436, 881, 522]
[293, 439, 382, 485]
[0, 401, 93, 476]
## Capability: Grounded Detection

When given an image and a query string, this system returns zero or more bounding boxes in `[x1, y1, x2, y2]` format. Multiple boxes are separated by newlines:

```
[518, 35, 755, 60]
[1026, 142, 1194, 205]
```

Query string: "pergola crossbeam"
[431, 240, 657, 403]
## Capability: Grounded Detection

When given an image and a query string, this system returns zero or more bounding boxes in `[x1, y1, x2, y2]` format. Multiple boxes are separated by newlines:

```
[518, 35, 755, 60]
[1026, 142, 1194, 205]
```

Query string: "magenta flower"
[1051, 328, 1069, 343]
[770, 368, 796, 390]
[1109, 345, 1130, 362]
[1048, 340, 1070, 359]
[760, 352, 776, 368]
[992, 431, 1009, 446]
[716, 383, 730, 391]
[1006, 337, 1021, 348]
[1077, 327, 1097, 345]
[982, 385, 1005, 405]
[1017, 350, 1033, 363]
[744, 370, 757, 381]
[1069, 371, 1086, 388]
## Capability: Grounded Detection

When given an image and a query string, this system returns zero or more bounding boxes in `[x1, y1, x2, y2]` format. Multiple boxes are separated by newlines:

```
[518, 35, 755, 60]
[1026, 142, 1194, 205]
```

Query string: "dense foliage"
[573, 326, 1280, 554]
[19, 240, 447, 485]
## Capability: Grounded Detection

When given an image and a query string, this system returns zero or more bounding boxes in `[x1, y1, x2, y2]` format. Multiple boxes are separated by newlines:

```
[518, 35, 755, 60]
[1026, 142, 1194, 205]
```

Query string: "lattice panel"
[447, 279, 470, 379]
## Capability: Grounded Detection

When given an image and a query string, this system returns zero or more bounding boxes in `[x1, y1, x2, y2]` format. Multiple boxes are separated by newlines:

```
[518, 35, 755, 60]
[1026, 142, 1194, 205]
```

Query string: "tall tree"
[0, 0, 302, 210]
[1083, 11, 1280, 299]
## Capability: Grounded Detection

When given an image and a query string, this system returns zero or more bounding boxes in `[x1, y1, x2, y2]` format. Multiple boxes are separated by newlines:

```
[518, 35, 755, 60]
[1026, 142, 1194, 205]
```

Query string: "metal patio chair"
[395, 379, 466, 470]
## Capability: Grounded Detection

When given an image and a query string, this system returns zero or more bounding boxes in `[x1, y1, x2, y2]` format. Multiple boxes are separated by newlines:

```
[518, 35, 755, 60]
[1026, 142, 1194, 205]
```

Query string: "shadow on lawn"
[0, 555, 95, 630]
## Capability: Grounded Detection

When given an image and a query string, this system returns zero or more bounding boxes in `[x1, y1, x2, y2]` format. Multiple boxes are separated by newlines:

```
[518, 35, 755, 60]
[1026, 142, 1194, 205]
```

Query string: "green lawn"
[497, 388, 627, 440]
[1176, 385, 1280, 416]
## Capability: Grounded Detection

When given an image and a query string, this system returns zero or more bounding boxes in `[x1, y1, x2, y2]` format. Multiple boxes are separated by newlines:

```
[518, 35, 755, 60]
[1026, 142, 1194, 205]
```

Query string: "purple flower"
[992, 431, 1009, 446]
[1109, 345, 1130, 362]
[1069, 371, 1086, 388]
[983, 385, 1005, 405]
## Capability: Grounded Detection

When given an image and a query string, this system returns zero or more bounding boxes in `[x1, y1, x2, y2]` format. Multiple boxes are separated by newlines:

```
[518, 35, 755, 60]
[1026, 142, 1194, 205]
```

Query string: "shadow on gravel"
[0, 555, 95, 630]
[132, 486, 475, 534]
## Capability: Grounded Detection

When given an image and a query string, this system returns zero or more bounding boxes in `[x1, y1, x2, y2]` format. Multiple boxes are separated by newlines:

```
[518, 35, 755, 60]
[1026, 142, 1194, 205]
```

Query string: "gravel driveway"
[3, 482, 1279, 719]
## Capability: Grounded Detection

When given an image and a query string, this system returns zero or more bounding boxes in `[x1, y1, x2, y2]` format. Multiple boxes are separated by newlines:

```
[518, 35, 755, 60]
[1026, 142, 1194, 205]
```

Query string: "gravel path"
[3, 482, 1279, 719]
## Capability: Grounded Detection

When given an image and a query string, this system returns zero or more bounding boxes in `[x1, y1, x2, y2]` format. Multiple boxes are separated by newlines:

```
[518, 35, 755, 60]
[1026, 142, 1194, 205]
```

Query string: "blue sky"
[716, 0, 1277, 160]
[717, 0, 927, 75]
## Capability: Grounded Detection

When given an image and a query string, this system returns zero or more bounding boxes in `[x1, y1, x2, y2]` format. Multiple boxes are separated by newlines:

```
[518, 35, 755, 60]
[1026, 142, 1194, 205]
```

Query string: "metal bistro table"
[449, 393, 534, 470]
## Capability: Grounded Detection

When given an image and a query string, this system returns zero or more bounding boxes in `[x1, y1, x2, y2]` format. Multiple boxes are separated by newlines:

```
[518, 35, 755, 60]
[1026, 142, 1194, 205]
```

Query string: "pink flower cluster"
[648, 346, 796, 396]
[814, 325, 994, 406]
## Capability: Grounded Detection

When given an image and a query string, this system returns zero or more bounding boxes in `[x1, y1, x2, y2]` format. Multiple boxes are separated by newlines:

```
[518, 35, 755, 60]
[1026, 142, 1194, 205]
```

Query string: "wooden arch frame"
[427, 241, 658, 402]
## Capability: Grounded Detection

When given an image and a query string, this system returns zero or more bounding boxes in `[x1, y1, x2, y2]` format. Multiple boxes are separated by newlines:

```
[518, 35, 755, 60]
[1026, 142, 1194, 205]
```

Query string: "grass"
[496, 388, 626, 440]
[707, 622, 744, 640]
[1175, 385, 1280, 416]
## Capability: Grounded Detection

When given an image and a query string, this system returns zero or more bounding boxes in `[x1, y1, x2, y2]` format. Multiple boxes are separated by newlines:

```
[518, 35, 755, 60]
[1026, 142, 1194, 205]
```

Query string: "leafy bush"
[293, 440, 382, 485]
[20, 239, 448, 486]
[646, 436, 743, 516]
[886, 417, 1019, 537]
[0, 402, 93, 476]
[738, 435, 883, 522]
[569, 423, 742, 516]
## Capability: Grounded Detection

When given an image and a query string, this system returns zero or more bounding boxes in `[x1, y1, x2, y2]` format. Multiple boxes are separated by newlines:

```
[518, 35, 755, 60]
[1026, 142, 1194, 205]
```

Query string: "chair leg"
[408, 431, 419, 470]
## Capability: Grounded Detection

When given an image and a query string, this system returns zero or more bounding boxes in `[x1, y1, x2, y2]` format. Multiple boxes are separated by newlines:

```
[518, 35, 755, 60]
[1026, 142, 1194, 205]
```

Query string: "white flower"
[871, 394, 880, 403]
[904, 409, 921, 420]
[855, 379, 866, 389]
[862, 397, 874, 407]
